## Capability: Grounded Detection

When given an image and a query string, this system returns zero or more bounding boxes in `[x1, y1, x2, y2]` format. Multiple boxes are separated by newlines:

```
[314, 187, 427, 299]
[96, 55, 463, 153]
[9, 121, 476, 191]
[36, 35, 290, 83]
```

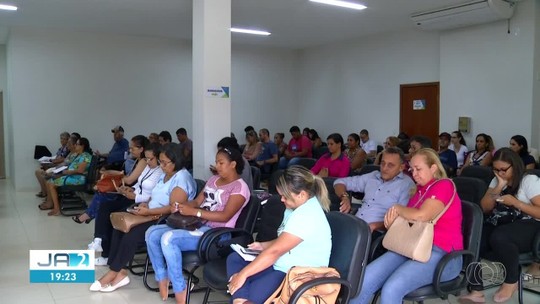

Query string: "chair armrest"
[198, 228, 253, 263]
[289, 277, 351, 304]
[432, 249, 474, 298]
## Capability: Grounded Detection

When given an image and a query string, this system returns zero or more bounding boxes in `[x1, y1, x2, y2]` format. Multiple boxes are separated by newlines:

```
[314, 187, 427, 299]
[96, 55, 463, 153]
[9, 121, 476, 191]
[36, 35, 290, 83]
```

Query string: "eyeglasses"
[493, 165, 512, 174]
[159, 159, 172, 167]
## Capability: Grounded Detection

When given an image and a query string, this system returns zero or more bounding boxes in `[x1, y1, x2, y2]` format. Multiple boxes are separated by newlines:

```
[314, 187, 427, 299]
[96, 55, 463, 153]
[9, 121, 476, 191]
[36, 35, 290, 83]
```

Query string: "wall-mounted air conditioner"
[411, 0, 515, 31]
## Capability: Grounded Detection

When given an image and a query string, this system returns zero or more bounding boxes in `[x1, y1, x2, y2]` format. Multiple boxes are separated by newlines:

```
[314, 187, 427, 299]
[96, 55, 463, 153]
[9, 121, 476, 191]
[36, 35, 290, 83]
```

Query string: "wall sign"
[413, 99, 426, 110]
[206, 86, 230, 98]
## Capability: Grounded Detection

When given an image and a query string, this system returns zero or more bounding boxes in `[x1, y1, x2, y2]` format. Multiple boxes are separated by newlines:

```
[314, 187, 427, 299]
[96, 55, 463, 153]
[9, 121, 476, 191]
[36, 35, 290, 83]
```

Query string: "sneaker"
[95, 257, 108, 266]
[87, 239, 103, 252]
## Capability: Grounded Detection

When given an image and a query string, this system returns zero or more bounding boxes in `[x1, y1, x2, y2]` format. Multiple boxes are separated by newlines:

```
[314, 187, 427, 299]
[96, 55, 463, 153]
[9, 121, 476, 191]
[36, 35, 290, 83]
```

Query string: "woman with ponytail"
[226, 165, 332, 304]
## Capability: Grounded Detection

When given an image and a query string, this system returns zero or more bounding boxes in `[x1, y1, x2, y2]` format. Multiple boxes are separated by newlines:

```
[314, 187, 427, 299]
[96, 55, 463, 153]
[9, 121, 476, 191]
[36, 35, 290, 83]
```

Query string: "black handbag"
[485, 188, 523, 226]
[165, 212, 204, 231]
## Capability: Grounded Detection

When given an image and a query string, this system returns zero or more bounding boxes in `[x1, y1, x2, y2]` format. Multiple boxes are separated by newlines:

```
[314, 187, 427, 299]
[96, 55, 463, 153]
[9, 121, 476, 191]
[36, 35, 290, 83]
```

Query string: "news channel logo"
[29, 250, 95, 283]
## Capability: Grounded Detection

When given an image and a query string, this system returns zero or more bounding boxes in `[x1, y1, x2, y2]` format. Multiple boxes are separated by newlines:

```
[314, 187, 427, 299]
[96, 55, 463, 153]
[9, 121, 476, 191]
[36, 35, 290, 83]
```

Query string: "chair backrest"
[268, 169, 284, 194]
[313, 146, 329, 159]
[195, 178, 206, 195]
[452, 176, 487, 206]
[234, 195, 262, 234]
[356, 164, 380, 176]
[461, 200, 483, 268]
[460, 166, 494, 186]
[290, 158, 317, 170]
[250, 166, 261, 190]
[84, 155, 100, 191]
[326, 212, 371, 299]
[526, 169, 540, 178]
[255, 194, 286, 242]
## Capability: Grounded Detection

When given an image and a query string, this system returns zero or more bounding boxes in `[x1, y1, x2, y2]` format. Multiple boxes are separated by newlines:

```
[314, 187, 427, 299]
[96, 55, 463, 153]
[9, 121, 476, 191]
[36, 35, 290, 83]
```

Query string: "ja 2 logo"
[37, 253, 90, 267]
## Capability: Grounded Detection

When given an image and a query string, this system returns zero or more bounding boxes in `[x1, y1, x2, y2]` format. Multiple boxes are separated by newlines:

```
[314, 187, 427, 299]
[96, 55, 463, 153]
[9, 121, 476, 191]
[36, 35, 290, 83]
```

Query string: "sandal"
[47, 210, 60, 216]
[38, 203, 53, 210]
[35, 192, 46, 198]
[72, 215, 92, 224]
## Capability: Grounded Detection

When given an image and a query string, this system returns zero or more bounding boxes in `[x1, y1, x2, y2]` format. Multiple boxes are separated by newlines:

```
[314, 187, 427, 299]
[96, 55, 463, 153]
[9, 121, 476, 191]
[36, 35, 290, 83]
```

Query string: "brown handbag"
[165, 212, 204, 231]
[95, 173, 124, 193]
[264, 266, 341, 304]
[110, 212, 160, 233]
[382, 179, 456, 263]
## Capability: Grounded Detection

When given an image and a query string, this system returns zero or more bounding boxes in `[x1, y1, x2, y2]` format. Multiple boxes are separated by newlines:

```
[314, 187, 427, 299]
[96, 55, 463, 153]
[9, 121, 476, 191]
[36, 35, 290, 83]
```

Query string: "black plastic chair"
[267, 169, 284, 195]
[289, 157, 317, 170]
[460, 166, 494, 187]
[313, 146, 329, 159]
[201, 211, 371, 304]
[354, 164, 380, 176]
[143, 195, 261, 303]
[250, 166, 261, 190]
[57, 155, 99, 215]
[452, 176, 487, 206]
[323, 177, 341, 212]
[290, 212, 371, 304]
[371, 200, 483, 304]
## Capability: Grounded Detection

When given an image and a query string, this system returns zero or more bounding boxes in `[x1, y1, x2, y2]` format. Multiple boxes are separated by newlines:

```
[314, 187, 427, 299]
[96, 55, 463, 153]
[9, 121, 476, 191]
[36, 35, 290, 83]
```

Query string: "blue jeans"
[227, 252, 286, 304]
[85, 192, 119, 219]
[351, 246, 462, 304]
[145, 224, 211, 293]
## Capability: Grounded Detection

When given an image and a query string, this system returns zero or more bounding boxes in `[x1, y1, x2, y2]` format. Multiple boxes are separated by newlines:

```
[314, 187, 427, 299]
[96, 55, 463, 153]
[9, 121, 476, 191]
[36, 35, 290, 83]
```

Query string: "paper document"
[52, 166, 68, 174]
[38, 156, 56, 162]
[230, 244, 261, 262]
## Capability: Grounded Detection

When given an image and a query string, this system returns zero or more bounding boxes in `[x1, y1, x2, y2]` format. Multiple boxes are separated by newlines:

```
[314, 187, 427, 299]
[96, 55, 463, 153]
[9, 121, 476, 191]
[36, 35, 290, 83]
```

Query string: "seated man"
[255, 128, 278, 174]
[96, 126, 129, 171]
[333, 147, 415, 238]
[360, 129, 377, 160]
[278, 126, 312, 169]
[438, 132, 458, 175]
[176, 128, 193, 170]
[158, 130, 172, 146]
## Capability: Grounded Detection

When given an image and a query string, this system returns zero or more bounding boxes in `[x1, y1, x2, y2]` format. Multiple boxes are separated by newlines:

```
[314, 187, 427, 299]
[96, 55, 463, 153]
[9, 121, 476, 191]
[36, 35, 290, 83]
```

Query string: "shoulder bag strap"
[431, 179, 456, 224]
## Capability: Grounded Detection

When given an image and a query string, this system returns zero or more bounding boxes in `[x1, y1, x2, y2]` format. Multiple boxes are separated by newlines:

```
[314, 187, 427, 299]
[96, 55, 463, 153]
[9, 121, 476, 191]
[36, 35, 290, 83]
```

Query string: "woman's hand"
[384, 206, 399, 229]
[498, 194, 518, 208]
[494, 171, 508, 190]
[178, 204, 197, 217]
[318, 167, 329, 178]
[228, 273, 247, 295]
[135, 204, 150, 216]
[247, 242, 264, 251]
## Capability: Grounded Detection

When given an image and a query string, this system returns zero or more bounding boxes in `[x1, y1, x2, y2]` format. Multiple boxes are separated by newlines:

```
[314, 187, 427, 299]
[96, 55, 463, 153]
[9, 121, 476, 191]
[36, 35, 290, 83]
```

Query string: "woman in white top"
[461, 148, 540, 303]
[87, 143, 164, 262]
[449, 131, 468, 168]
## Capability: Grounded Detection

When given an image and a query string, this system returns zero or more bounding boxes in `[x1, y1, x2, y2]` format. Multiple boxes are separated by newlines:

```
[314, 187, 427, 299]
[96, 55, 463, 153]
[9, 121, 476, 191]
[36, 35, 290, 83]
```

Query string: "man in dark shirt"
[96, 126, 129, 170]
[438, 132, 458, 175]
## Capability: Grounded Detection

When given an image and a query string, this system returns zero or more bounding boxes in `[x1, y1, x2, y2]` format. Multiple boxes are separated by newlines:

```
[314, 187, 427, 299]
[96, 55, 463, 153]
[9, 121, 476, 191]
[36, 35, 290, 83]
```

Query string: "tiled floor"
[1, 179, 539, 303]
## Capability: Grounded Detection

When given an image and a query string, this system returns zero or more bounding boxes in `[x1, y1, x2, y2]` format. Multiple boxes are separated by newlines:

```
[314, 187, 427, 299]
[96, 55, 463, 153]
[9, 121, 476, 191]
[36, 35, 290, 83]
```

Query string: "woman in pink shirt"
[351, 148, 463, 304]
[310, 133, 350, 178]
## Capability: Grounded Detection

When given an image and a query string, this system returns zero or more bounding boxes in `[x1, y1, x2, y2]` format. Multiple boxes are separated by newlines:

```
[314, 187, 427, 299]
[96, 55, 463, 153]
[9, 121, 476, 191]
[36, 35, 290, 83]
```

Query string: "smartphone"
[495, 198, 504, 202]
[126, 204, 139, 213]
[241, 247, 262, 255]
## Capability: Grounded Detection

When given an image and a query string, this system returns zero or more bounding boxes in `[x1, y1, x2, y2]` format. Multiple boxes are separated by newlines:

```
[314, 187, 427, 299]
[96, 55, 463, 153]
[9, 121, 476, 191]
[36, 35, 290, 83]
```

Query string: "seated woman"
[89, 143, 196, 292]
[72, 135, 149, 224]
[509, 135, 536, 170]
[345, 133, 363, 162]
[87, 143, 163, 263]
[227, 165, 331, 304]
[308, 129, 325, 149]
[459, 133, 492, 175]
[146, 147, 250, 304]
[35, 132, 71, 198]
[460, 148, 540, 303]
[351, 148, 463, 304]
[39, 137, 93, 216]
[374, 136, 399, 165]
[274, 133, 288, 158]
[243, 130, 262, 164]
[449, 131, 468, 168]
[310, 133, 350, 178]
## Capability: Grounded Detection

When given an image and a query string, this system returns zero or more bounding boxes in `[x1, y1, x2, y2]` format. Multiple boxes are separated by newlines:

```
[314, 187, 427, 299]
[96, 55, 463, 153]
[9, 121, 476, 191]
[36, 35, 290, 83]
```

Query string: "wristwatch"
[196, 210, 202, 218]
[341, 193, 350, 199]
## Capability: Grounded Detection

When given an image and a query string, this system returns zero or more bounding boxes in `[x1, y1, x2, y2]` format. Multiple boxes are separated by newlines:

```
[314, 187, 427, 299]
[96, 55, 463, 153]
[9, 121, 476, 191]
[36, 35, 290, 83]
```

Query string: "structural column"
[192, 0, 231, 179]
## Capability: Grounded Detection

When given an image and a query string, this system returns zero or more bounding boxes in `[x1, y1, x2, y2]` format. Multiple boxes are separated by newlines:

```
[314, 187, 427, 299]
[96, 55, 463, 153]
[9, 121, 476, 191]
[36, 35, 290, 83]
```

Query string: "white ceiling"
[0, 0, 471, 48]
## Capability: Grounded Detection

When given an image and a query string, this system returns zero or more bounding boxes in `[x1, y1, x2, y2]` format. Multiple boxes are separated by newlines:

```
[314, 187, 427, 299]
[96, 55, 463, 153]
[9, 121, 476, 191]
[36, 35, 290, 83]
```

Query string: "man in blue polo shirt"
[256, 128, 278, 174]
[96, 126, 129, 170]
[333, 147, 414, 237]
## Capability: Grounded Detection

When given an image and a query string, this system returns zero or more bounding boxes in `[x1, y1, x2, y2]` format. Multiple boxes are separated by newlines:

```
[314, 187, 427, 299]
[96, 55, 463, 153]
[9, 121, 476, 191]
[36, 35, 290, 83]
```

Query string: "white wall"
[6, 28, 297, 191]
[532, 0, 540, 148]
[440, 0, 536, 150]
[296, 30, 440, 143]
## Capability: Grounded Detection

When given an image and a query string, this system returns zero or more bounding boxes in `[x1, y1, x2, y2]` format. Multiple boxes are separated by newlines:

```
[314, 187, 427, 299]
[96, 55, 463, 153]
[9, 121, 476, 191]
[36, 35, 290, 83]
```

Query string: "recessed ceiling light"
[230, 28, 271, 36]
[0, 4, 17, 11]
[310, 0, 366, 10]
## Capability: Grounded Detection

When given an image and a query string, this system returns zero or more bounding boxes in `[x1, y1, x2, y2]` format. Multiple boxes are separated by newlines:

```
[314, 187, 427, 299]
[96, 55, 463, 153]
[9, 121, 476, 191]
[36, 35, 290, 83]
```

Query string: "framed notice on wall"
[413, 99, 426, 110]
